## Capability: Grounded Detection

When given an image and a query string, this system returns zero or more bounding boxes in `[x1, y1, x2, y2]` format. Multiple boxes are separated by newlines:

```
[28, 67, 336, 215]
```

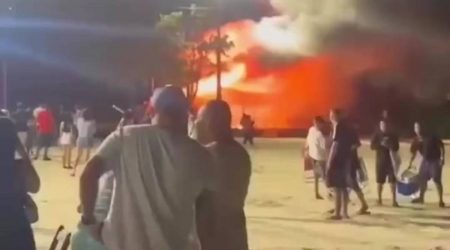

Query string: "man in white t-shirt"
[79, 86, 216, 250]
[305, 116, 330, 199]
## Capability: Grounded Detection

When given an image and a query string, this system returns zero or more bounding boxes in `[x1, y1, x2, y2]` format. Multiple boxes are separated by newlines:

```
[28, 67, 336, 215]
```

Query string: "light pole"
[215, 25, 222, 100]
[179, 2, 224, 100]
[0, 60, 7, 109]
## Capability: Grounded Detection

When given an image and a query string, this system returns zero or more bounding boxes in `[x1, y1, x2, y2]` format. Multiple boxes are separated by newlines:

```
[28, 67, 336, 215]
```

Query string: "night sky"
[1, 0, 449, 108]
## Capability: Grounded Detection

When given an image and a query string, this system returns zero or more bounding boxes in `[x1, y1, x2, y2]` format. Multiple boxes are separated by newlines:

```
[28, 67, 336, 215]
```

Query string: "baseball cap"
[150, 85, 189, 114]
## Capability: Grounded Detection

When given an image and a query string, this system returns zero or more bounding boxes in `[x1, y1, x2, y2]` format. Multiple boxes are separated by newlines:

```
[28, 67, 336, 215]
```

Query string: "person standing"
[59, 113, 75, 169]
[72, 109, 96, 176]
[79, 86, 216, 250]
[197, 100, 251, 250]
[326, 109, 353, 220]
[240, 114, 255, 146]
[410, 122, 445, 207]
[34, 104, 55, 161]
[371, 120, 400, 207]
[11, 102, 31, 150]
[347, 126, 370, 214]
[305, 116, 330, 200]
[0, 117, 40, 249]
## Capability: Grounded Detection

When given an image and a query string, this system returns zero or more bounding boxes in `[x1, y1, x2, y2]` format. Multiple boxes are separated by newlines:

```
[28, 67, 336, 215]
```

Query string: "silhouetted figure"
[197, 100, 251, 250]
[34, 104, 55, 161]
[0, 117, 40, 249]
[410, 122, 445, 207]
[371, 119, 400, 207]
[240, 114, 255, 146]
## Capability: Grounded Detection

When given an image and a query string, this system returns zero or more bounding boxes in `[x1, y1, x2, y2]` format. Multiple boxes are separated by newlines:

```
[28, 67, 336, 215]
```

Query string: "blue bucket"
[397, 168, 420, 196]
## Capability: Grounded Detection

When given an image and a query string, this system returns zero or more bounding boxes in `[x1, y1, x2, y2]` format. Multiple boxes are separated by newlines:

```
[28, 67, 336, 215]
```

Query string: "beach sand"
[33, 139, 450, 249]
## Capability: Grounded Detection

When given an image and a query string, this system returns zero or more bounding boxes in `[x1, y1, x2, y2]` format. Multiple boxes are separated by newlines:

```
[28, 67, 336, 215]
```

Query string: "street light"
[0, 60, 7, 109]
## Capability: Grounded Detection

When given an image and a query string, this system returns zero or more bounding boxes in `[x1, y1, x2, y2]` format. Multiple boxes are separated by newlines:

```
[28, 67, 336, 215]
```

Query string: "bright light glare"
[197, 63, 246, 95]
[253, 17, 301, 55]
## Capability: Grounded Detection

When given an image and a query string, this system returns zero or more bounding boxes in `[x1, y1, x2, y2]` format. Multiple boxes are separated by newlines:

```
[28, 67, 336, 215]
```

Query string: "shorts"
[38, 134, 53, 147]
[17, 132, 27, 146]
[376, 163, 396, 184]
[77, 137, 94, 149]
[312, 160, 326, 179]
[420, 159, 442, 184]
[326, 159, 350, 188]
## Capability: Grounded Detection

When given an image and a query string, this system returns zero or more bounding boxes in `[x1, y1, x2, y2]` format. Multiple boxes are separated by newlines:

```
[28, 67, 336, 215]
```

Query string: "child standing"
[59, 113, 74, 169]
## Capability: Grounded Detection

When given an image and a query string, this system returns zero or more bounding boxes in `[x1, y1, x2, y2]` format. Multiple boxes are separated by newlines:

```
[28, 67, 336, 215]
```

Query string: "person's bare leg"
[435, 181, 445, 207]
[413, 182, 427, 204]
[315, 175, 323, 199]
[390, 182, 399, 207]
[85, 148, 91, 162]
[43, 146, 50, 160]
[34, 146, 41, 160]
[67, 146, 73, 168]
[328, 188, 342, 220]
[377, 184, 383, 205]
[72, 147, 83, 176]
[342, 188, 349, 219]
[353, 185, 369, 214]
[62, 146, 67, 168]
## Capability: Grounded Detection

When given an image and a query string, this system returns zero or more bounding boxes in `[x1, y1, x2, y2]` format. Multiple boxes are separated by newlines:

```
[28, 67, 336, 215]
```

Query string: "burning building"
[195, 0, 450, 130]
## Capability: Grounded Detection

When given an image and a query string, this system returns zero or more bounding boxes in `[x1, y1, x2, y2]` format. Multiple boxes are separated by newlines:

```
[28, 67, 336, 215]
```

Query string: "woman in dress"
[0, 116, 40, 249]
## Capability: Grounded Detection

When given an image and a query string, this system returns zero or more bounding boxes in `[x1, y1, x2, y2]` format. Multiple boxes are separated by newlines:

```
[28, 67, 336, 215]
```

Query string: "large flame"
[196, 19, 421, 128]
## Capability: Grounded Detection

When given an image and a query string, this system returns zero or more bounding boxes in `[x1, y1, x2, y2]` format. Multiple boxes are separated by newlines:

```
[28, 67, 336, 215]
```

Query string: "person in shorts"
[34, 104, 55, 161]
[72, 109, 96, 176]
[371, 119, 400, 207]
[305, 116, 330, 200]
[326, 109, 353, 220]
[411, 123, 445, 207]
[347, 126, 370, 215]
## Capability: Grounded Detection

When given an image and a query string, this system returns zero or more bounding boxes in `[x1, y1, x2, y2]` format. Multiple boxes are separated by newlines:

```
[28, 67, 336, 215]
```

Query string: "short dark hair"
[331, 108, 343, 119]
[82, 109, 94, 121]
[314, 116, 325, 124]
[204, 100, 233, 142]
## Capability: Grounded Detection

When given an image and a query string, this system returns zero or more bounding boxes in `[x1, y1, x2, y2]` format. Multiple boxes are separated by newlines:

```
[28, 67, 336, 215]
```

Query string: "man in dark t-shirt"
[410, 122, 445, 207]
[371, 120, 400, 207]
[327, 109, 353, 220]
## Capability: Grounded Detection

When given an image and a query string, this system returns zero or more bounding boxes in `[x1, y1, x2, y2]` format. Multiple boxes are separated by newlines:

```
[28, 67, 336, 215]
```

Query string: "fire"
[195, 19, 421, 129]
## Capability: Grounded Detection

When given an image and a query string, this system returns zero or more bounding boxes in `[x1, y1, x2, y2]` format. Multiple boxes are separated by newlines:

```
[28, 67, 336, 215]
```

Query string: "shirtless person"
[197, 100, 251, 250]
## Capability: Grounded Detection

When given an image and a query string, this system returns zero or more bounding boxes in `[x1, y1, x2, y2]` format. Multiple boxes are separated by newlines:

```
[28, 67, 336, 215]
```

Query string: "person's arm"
[196, 189, 216, 250]
[80, 131, 121, 223]
[196, 150, 217, 250]
[16, 135, 40, 193]
[370, 134, 379, 151]
[304, 130, 311, 156]
[80, 156, 105, 223]
[440, 140, 445, 166]
[391, 135, 400, 152]
[409, 141, 418, 167]
[59, 122, 64, 135]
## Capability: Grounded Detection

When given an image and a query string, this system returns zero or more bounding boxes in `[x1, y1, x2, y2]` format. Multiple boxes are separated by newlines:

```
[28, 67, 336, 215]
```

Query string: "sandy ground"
[32, 139, 450, 250]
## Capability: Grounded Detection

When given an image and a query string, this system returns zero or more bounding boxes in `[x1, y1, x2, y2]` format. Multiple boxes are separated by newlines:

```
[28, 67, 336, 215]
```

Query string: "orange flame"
[196, 20, 421, 129]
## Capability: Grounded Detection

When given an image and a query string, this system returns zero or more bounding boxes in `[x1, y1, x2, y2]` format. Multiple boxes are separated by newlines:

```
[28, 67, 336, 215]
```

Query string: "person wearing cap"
[79, 86, 216, 250]
[195, 100, 251, 250]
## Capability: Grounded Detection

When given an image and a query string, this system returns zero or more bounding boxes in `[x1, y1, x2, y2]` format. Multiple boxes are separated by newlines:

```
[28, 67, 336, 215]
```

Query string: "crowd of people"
[6, 103, 97, 176]
[0, 85, 447, 249]
[305, 110, 445, 220]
